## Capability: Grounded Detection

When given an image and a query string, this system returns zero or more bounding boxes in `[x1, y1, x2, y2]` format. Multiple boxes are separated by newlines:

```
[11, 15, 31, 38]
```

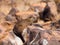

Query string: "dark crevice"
[13, 25, 25, 43]
[39, 4, 53, 22]
[8, 8, 25, 43]
[57, 3, 60, 13]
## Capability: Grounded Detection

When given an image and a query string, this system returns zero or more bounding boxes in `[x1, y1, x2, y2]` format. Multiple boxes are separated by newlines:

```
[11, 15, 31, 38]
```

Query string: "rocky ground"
[0, 0, 60, 45]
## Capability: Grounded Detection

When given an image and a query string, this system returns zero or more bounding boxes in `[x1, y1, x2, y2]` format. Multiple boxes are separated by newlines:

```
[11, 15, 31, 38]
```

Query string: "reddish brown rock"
[29, 2, 46, 13]
[47, 1, 58, 21]
[14, 11, 39, 33]
[0, 10, 23, 45]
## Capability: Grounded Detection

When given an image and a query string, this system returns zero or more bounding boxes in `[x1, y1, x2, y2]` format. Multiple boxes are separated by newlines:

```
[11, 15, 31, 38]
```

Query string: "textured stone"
[22, 24, 60, 45]
[0, 13, 23, 45]
[15, 11, 39, 33]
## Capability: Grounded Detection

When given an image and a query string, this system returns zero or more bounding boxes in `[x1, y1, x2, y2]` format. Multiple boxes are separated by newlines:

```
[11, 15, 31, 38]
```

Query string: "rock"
[0, 31, 23, 45]
[14, 11, 39, 33]
[57, 3, 60, 13]
[47, 1, 58, 21]
[0, 0, 12, 15]
[0, 16, 16, 40]
[51, 20, 60, 30]
[39, 4, 53, 22]
[0, 12, 23, 45]
[37, 1, 58, 22]
[0, 12, 6, 22]
[29, 2, 46, 13]
[54, 0, 60, 13]
[22, 24, 60, 45]
[0, 0, 60, 45]
[13, 11, 39, 42]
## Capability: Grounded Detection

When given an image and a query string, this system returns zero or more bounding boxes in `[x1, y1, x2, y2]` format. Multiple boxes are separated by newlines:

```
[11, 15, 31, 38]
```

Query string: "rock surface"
[22, 24, 60, 45]
[0, 0, 60, 45]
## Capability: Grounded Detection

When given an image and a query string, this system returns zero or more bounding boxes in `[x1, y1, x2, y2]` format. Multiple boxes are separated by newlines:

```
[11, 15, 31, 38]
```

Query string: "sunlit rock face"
[29, 2, 47, 13]
[0, 11, 23, 45]
[54, 0, 60, 13]
[28, 0, 58, 22]
[0, 23, 23, 45]
[22, 24, 60, 45]
[0, 12, 6, 23]
[0, 0, 41, 14]
[0, 31, 23, 45]
[0, 0, 60, 45]
[0, 0, 11, 15]
[14, 11, 39, 34]
[57, 3, 60, 13]
[0, 0, 59, 14]
[14, 0, 41, 12]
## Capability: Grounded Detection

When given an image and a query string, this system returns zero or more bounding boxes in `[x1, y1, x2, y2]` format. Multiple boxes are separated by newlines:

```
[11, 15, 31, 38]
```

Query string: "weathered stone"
[29, 2, 46, 13]
[57, 3, 60, 13]
[47, 1, 58, 21]
[22, 24, 60, 45]
[0, 13, 23, 45]
[0, 0, 17, 15]
[0, 31, 23, 45]
[0, 12, 6, 22]
[15, 11, 39, 33]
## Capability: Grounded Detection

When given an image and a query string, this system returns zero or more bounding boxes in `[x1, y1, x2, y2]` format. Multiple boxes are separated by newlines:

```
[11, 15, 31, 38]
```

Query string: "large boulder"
[0, 9, 23, 45]
[22, 24, 60, 45]
[14, 11, 39, 34]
